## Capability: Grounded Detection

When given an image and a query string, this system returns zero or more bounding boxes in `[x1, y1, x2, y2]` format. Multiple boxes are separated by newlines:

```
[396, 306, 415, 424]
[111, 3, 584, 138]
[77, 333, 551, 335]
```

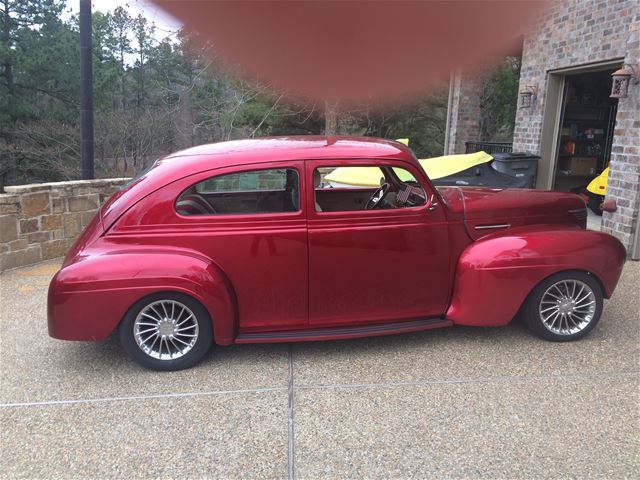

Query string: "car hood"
[438, 187, 587, 240]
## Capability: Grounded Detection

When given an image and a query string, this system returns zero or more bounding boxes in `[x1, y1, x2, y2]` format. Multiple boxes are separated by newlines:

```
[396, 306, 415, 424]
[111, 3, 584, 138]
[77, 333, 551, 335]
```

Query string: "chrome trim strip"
[474, 224, 511, 230]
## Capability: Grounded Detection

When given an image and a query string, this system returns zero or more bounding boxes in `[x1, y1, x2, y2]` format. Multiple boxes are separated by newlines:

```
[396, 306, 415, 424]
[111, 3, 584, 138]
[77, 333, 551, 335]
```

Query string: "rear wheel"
[523, 271, 603, 341]
[119, 292, 213, 371]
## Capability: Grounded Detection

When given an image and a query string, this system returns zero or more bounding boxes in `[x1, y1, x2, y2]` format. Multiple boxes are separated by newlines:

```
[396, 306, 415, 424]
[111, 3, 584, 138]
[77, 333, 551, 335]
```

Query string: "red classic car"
[48, 137, 626, 370]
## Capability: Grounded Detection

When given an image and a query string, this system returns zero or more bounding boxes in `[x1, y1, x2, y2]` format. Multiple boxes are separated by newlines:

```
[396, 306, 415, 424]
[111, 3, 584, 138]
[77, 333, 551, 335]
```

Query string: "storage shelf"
[563, 118, 605, 123]
[556, 173, 597, 178]
[560, 137, 605, 142]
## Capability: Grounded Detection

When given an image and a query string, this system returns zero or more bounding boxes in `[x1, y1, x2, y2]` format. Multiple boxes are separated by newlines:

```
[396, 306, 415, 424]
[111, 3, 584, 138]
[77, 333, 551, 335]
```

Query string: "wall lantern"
[519, 86, 537, 109]
[610, 64, 639, 99]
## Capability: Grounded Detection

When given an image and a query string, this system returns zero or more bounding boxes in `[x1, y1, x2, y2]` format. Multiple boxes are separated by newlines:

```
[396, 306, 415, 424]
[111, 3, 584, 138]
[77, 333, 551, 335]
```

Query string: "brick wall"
[513, 0, 637, 152]
[512, 0, 639, 250]
[444, 70, 485, 155]
[601, 19, 640, 249]
[0, 179, 129, 271]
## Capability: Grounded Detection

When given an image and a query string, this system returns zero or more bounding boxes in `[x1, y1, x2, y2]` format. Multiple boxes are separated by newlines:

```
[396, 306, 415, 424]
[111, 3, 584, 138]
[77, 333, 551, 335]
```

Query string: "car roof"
[101, 136, 417, 230]
[160, 136, 416, 168]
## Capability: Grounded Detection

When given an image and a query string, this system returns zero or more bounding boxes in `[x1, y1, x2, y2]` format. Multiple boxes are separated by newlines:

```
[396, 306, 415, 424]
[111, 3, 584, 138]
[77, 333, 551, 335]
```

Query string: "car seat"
[176, 190, 216, 215]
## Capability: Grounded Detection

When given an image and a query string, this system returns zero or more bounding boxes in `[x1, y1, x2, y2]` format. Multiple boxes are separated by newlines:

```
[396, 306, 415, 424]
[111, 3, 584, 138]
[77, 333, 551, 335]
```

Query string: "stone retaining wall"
[0, 179, 129, 272]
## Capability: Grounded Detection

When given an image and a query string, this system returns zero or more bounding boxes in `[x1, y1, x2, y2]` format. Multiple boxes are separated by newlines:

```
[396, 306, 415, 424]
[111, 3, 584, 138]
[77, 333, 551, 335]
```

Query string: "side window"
[176, 168, 299, 215]
[315, 165, 426, 212]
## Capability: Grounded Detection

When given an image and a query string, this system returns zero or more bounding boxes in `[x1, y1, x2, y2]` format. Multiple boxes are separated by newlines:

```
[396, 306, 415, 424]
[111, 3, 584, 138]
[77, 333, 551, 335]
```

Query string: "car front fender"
[48, 248, 238, 344]
[445, 226, 626, 327]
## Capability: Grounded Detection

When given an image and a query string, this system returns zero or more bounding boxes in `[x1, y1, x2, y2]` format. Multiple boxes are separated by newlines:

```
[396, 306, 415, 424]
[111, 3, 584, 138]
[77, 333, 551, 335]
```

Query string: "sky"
[64, 0, 182, 41]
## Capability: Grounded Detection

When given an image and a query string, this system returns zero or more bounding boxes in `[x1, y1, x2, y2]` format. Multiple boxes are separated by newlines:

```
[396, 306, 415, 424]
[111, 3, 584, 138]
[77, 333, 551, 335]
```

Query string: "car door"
[306, 159, 450, 327]
[188, 162, 308, 331]
[120, 160, 310, 331]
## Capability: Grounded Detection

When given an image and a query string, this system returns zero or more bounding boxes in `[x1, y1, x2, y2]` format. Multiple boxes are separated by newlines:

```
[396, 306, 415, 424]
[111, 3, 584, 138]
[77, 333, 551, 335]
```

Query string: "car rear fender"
[445, 226, 625, 327]
[49, 249, 238, 344]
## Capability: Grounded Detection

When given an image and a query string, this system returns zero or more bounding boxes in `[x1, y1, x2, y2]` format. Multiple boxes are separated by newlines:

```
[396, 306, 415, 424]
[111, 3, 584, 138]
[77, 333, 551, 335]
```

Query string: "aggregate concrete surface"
[1, 259, 638, 479]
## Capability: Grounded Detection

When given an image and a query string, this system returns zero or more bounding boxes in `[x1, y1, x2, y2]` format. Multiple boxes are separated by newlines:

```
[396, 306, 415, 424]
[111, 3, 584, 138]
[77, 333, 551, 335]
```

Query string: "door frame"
[538, 59, 624, 190]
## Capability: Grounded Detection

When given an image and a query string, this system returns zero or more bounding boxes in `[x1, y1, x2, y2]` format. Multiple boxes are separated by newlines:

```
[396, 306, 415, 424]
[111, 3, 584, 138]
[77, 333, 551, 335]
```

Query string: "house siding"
[513, 0, 639, 250]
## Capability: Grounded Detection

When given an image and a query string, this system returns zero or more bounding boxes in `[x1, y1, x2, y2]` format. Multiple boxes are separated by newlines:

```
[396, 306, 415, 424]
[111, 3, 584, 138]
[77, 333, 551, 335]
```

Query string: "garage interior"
[553, 69, 618, 192]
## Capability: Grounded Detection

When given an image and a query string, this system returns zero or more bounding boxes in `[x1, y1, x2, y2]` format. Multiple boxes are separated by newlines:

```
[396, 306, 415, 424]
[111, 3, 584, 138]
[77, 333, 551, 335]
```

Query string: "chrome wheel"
[539, 279, 596, 336]
[133, 300, 199, 360]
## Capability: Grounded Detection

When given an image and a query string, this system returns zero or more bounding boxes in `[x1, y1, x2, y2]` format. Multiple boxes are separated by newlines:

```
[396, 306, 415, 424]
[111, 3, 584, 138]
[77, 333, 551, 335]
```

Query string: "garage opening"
[553, 69, 618, 192]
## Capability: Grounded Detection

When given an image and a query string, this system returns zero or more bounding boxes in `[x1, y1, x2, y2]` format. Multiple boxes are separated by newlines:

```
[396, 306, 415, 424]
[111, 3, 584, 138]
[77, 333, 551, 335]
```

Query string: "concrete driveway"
[1, 259, 638, 479]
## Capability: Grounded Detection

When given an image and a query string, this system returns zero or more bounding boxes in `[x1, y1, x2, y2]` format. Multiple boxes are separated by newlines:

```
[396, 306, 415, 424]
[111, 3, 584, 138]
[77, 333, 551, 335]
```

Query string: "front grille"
[569, 208, 587, 228]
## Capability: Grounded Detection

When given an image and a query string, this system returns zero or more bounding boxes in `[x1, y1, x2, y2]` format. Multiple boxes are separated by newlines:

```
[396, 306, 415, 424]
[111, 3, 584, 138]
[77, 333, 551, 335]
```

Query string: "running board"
[235, 318, 452, 344]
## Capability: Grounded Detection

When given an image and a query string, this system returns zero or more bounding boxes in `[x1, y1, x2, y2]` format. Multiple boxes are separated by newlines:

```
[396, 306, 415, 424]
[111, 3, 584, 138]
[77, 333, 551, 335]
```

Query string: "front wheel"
[522, 271, 603, 342]
[119, 292, 213, 371]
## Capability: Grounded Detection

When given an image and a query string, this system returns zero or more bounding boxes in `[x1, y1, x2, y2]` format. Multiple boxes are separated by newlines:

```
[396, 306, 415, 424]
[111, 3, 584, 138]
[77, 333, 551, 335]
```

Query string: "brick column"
[601, 17, 640, 250]
[444, 70, 484, 155]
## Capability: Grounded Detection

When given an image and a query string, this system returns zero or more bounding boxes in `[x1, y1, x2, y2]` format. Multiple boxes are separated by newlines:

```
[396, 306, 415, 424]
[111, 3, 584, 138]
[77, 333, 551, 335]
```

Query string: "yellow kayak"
[324, 138, 494, 187]
[418, 151, 493, 180]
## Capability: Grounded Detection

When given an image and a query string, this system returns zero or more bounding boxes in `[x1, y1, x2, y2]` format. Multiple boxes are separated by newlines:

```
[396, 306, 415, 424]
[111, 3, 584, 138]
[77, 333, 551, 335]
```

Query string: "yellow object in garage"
[587, 167, 608, 195]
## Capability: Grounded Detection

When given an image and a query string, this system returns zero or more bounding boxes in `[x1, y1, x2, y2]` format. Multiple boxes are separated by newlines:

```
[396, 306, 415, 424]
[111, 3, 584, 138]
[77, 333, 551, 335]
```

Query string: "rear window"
[196, 169, 290, 193]
[176, 168, 300, 216]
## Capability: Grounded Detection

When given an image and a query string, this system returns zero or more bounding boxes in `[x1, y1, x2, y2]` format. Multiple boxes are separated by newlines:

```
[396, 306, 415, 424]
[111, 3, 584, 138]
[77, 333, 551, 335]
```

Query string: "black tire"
[118, 292, 213, 371]
[522, 270, 603, 342]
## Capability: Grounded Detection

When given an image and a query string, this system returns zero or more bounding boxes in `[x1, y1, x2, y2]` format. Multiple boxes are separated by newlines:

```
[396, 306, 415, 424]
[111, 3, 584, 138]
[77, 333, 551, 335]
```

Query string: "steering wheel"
[365, 183, 390, 210]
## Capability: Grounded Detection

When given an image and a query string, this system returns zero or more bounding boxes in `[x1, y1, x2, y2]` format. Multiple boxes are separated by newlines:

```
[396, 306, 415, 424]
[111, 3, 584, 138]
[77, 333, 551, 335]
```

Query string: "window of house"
[176, 168, 299, 215]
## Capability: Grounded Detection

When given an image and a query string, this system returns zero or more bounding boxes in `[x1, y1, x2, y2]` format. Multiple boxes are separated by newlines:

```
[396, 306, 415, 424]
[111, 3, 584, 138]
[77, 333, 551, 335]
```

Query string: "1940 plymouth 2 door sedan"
[48, 137, 626, 370]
